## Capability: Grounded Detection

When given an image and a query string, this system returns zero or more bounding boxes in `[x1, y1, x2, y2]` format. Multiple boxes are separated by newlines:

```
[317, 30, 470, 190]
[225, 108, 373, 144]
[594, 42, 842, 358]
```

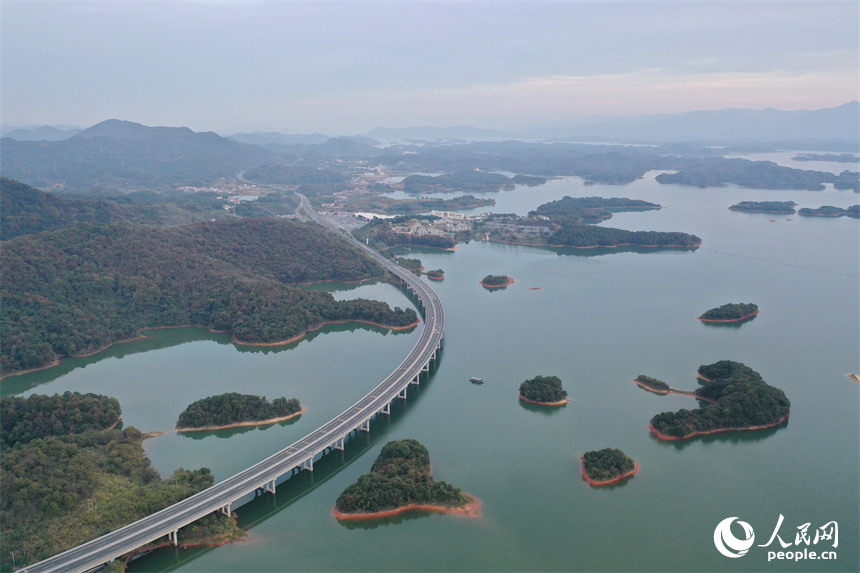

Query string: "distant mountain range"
[543, 101, 859, 144]
[1, 125, 82, 141]
[362, 125, 508, 141]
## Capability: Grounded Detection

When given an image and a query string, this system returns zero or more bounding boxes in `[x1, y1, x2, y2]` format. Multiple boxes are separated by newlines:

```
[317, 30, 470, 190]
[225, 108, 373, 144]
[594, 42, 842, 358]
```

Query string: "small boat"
[469, 377, 484, 384]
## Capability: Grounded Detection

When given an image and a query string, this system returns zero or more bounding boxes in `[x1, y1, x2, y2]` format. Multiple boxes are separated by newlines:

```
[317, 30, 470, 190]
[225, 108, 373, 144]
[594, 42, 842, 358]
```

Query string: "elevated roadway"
[23, 196, 444, 573]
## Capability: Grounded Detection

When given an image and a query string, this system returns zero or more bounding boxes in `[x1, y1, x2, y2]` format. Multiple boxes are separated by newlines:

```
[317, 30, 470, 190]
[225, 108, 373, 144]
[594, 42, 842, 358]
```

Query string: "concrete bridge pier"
[398, 386, 408, 399]
[359, 418, 371, 432]
[379, 402, 391, 415]
[332, 437, 345, 451]
[301, 457, 314, 472]
[220, 503, 232, 516]
[410, 374, 420, 386]
[168, 530, 179, 546]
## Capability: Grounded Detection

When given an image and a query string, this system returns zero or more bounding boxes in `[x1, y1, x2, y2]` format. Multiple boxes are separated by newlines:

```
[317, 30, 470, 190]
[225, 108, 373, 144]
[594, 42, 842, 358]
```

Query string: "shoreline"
[2, 317, 421, 379]
[332, 495, 480, 521]
[847, 373, 860, 383]
[176, 407, 307, 432]
[580, 458, 639, 486]
[648, 416, 788, 440]
[697, 310, 760, 323]
[486, 238, 701, 249]
[480, 277, 515, 288]
[519, 394, 569, 406]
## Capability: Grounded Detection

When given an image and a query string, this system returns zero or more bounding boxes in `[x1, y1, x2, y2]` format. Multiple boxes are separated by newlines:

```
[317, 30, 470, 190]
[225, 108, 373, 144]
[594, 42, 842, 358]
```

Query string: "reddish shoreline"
[175, 407, 307, 432]
[519, 394, 569, 406]
[580, 458, 639, 486]
[230, 318, 420, 347]
[333, 495, 480, 521]
[487, 238, 701, 249]
[648, 416, 788, 440]
[697, 310, 760, 323]
[1, 317, 419, 379]
[728, 208, 795, 214]
[480, 277, 515, 288]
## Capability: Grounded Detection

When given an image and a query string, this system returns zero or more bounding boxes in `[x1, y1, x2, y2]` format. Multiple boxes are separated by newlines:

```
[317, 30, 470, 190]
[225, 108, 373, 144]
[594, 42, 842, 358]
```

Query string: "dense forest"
[0, 178, 230, 240]
[728, 201, 797, 214]
[519, 375, 568, 403]
[548, 223, 701, 248]
[698, 303, 759, 321]
[649, 361, 791, 438]
[792, 153, 858, 163]
[797, 205, 860, 218]
[0, 392, 236, 569]
[634, 375, 670, 393]
[1, 218, 417, 373]
[242, 163, 349, 188]
[425, 269, 445, 280]
[531, 195, 661, 223]
[582, 448, 636, 482]
[334, 439, 468, 514]
[176, 393, 301, 429]
[1, 392, 121, 448]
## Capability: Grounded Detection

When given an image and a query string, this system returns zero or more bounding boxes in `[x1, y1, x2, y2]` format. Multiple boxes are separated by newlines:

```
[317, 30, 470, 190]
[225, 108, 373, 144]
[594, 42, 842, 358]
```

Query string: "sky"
[2, 1, 858, 135]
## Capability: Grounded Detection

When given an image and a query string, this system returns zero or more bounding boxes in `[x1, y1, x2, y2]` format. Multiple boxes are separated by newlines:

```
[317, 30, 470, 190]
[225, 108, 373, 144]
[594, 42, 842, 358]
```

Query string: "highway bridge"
[23, 196, 444, 573]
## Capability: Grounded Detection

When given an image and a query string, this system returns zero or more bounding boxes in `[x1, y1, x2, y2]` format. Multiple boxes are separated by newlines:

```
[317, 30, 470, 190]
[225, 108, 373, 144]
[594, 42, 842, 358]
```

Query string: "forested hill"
[0, 177, 230, 240]
[0, 119, 285, 192]
[1, 218, 417, 374]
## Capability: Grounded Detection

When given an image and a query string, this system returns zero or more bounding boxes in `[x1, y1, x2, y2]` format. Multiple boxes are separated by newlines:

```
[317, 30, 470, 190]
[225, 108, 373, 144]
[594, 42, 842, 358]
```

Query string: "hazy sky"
[2, 1, 857, 135]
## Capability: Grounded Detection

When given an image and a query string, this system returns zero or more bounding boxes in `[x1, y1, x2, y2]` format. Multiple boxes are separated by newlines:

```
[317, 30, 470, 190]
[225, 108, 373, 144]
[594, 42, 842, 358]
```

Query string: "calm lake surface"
[6, 159, 858, 572]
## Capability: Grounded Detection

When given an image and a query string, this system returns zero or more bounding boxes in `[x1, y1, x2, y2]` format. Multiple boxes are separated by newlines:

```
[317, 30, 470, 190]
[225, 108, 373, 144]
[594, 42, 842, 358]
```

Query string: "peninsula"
[519, 375, 569, 405]
[333, 439, 477, 519]
[581, 448, 639, 486]
[176, 393, 303, 431]
[797, 205, 860, 218]
[480, 274, 514, 288]
[649, 360, 790, 440]
[697, 303, 759, 323]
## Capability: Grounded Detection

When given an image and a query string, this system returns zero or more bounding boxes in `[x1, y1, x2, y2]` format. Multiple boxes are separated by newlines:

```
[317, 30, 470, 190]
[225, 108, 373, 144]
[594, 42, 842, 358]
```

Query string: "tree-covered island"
[425, 269, 445, 280]
[649, 361, 790, 440]
[729, 201, 797, 214]
[333, 439, 477, 519]
[697, 303, 759, 323]
[176, 393, 303, 431]
[797, 205, 860, 218]
[0, 393, 242, 570]
[633, 375, 671, 395]
[480, 274, 514, 288]
[581, 448, 638, 486]
[519, 375, 569, 405]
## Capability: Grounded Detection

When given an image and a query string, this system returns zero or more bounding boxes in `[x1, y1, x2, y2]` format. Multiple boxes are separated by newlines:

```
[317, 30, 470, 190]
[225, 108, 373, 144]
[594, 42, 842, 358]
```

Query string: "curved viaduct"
[24, 196, 444, 573]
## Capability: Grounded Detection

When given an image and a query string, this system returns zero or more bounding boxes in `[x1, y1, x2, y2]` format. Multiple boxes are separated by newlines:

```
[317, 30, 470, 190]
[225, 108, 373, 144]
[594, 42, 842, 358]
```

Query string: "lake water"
[5, 160, 858, 572]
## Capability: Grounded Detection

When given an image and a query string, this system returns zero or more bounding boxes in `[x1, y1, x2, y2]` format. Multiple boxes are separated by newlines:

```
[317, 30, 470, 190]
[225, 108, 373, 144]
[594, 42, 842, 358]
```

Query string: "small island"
[798, 205, 860, 218]
[519, 375, 569, 406]
[632, 375, 671, 395]
[697, 303, 759, 323]
[425, 269, 445, 280]
[333, 439, 478, 519]
[581, 448, 639, 486]
[176, 393, 304, 431]
[649, 360, 790, 440]
[729, 201, 796, 214]
[792, 153, 859, 163]
[480, 274, 514, 288]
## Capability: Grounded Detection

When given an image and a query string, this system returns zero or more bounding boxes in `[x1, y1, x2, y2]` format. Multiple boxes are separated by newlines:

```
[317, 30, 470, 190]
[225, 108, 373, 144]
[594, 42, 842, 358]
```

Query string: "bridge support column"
[398, 386, 408, 399]
[359, 418, 371, 432]
[302, 458, 314, 472]
[220, 502, 232, 516]
[380, 402, 390, 415]
[168, 530, 178, 546]
[422, 361, 430, 372]
[333, 437, 345, 451]
[410, 374, 420, 386]
[265, 479, 276, 494]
